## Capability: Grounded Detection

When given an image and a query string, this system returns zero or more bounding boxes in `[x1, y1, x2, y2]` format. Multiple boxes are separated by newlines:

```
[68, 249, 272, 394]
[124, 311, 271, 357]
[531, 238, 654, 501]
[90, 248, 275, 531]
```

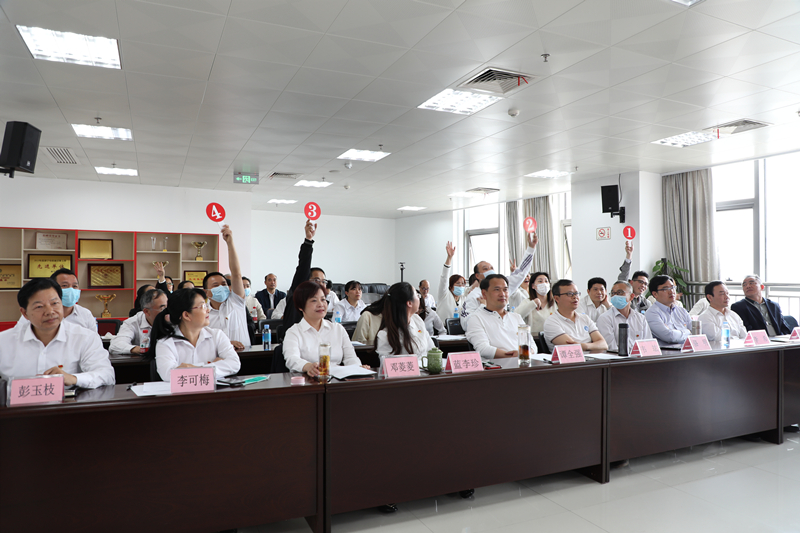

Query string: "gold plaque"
[184, 271, 207, 287]
[79, 239, 113, 260]
[27, 254, 73, 278]
[0, 264, 22, 288]
[88, 264, 124, 288]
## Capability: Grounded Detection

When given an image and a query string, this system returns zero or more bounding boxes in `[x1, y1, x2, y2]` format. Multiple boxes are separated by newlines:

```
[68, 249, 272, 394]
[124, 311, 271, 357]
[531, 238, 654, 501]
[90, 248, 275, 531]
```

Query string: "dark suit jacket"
[255, 288, 285, 311]
[731, 298, 790, 335]
[280, 239, 314, 340]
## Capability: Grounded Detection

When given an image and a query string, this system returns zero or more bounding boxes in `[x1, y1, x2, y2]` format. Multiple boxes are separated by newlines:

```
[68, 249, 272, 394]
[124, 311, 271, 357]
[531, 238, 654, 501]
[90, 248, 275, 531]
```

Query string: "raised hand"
[527, 231, 538, 248]
[446, 241, 455, 259]
[305, 219, 317, 241]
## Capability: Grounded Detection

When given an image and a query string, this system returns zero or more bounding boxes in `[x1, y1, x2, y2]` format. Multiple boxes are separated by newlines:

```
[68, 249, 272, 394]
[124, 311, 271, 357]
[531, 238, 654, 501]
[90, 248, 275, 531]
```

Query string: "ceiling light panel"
[651, 131, 715, 148]
[72, 124, 132, 141]
[525, 169, 573, 179]
[267, 199, 298, 204]
[397, 206, 426, 211]
[668, 0, 707, 6]
[294, 180, 333, 188]
[95, 166, 137, 176]
[17, 26, 121, 69]
[418, 89, 502, 115]
[337, 149, 391, 162]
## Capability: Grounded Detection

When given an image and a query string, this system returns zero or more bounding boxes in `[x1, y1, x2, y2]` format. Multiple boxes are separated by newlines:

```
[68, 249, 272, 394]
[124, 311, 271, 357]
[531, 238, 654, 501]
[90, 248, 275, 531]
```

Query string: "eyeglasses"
[630, 279, 647, 284]
[191, 303, 208, 311]
[610, 290, 628, 296]
[655, 285, 677, 293]
[556, 291, 581, 298]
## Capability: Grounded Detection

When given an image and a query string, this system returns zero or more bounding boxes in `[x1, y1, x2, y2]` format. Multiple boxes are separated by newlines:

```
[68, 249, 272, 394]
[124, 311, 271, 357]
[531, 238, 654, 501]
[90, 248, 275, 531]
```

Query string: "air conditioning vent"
[458, 68, 533, 96]
[43, 147, 80, 165]
[467, 187, 500, 195]
[703, 119, 771, 137]
[268, 172, 303, 180]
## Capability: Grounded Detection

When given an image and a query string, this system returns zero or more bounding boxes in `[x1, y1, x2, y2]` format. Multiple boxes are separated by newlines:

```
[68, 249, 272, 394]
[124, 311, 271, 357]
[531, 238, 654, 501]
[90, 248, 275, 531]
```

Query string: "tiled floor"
[242, 434, 800, 533]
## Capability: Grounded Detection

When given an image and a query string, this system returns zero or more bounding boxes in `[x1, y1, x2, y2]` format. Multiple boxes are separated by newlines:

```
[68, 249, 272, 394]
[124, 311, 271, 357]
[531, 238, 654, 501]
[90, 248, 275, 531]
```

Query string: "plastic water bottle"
[334, 311, 342, 324]
[250, 306, 258, 323]
[453, 306, 459, 319]
[140, 328, 150, 354]
[721, 320, 731, 349]
[263, 325, 271, 351]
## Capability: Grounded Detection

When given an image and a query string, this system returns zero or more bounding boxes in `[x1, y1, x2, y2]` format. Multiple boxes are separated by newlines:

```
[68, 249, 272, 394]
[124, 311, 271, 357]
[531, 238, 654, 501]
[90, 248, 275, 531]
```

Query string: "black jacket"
[731, 298, 790, 335]
[280, 239, 314, 340]
[255, 288, 285, 311]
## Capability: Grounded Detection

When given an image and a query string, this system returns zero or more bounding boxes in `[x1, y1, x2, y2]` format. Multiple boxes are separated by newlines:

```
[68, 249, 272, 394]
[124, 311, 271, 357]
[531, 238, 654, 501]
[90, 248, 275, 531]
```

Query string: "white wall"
[0, 177, 253, 274]
[395, 210, 455, 291]
[637, 171, 665, 276]
[249, 210, 396, 292]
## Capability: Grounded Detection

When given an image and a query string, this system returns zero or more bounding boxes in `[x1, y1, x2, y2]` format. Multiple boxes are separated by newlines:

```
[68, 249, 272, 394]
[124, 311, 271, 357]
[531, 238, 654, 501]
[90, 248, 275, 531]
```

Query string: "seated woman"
[152, 288, 241, 381]
[333, 280, 366, 322]
[376, 282, 435, 362]
[129, 284, 154, 317]
[283, 281, 366, 377]
[418, 290, 446, 336]
[352, 295, 385, 344]
[514, 272, 557, 335]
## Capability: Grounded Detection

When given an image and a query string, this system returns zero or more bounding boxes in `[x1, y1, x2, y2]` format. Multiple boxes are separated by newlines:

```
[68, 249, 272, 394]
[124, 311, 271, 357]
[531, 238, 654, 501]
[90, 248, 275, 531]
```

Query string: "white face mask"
[535, 282, 550, 295]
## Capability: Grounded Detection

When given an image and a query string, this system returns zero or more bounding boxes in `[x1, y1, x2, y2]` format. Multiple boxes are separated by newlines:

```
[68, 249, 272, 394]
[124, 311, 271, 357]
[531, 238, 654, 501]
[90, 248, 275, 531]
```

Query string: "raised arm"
[617, 241, 633, 282]
[289, 219, 316, 294]
[221, 225, 245, 299]
[437, 241, 455, 304]
[507, 232, 537, 294]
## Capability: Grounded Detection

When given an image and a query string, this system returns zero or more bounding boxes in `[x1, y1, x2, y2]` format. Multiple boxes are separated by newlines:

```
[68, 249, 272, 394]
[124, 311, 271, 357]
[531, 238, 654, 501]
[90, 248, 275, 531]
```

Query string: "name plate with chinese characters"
[744, 329, 770, 347]
[379, 356, 420, 378]
[552, 345, 585, 364]
[630, 339, 662, 357]
[790, 327, 800, 341]
[681, 334, 712, 353]
[445, 351, 484, 373]
[170, 367, 215, 394]
[8, 375, 64, 406]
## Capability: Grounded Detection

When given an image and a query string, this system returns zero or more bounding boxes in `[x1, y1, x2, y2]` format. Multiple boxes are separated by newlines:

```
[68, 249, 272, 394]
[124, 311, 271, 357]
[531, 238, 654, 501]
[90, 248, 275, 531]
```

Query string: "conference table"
[4, 340, 800, 533]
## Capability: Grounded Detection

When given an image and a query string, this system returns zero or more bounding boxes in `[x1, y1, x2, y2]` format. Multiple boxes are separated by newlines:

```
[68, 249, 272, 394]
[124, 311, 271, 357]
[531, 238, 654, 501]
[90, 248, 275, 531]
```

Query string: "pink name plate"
[744, 329, 770, 347]
[445, 351, 483, 373]
[8, 375, 65, 406]
[551, 345, 585, 364]
[379, 356, 420, 378]
[681, 334, 712, 353]
[170, 367, 216, 394]
[790, 327, 800, 341]
[630, 339, 662, 357]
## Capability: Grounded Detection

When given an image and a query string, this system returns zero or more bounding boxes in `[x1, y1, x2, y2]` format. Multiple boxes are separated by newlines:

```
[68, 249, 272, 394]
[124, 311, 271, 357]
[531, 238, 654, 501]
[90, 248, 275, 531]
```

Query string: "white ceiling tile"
[0, 55, 43, 86]
[0, 21, 30, 58]
[517, 76, 605, 108]
[748, 103, 800, 126]
[260, 111, 330, 132]
[380, 49, 482, 87]
[228, 0, 348, 32]
[567, 88, 655, 116]
[50, 86, 131, 112]
[557, 47, 669, 88]
[216, 18, 322, 64]
[443, 117, 515, 137]
[196, 104, 268, 127]
[658, 107, 743, 131]
[758, 11, 800, 45]
[202, 83, 281, 110]
[270, 91, 349, 117]
[491, 31, 605, 79]
[303, 35, 407, 77]
[316, 118, 384, 137]
[333, 100, 408, 123]
[676, 31, 800, 77]
[137, 0, 232, 16]
[284, 67, 375, 99]
[457, 0, 540, 28]
[131, 115, 197, 134]
[614, 98, 704, 124]
[120, 41, 214, 80]
[665, 78, 770, 108]
[730, 52, 800, 89]
[1, 0, 121, 38]
[208, 56, 299, 91]
[613, 64, 722, 98]
[710, 89, 800, 116]
[359, 124, 436, 151]
[60, 108, 131, 129]
[117, 0, 226, 52]
[354, 77, 444, 107]
[693, 0, 800, 30]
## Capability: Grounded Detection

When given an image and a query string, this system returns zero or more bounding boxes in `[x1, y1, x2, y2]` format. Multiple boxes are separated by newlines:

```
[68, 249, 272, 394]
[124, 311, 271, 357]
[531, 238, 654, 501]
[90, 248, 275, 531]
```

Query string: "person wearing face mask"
[242, 276, 267, 321]
[110, 288, 168, 355]
[509, 270, 531, 310]
[202, 224, 250, 349]
[513, 272, 557, 334]
[436, 241, 468, 325]
[17, 268, 98, 333]
[596, 281, 652, 352]
[578, 277, 612, 322]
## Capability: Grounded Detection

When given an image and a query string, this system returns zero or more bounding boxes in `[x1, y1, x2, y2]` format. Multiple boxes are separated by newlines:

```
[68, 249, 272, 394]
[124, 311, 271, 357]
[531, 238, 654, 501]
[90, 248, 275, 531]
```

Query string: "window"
[464, 204, 499, 275]
[712, 161, 758, 282]
[765, 152, 800, 283]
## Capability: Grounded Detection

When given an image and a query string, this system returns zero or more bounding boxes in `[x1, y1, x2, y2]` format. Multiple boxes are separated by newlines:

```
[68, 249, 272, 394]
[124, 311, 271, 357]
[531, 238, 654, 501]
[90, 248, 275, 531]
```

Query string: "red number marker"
[623, 225, 636, 239]
[206, 203, 226, 222]
[523, 217, 537, 233]
[305, 202, 321, 221]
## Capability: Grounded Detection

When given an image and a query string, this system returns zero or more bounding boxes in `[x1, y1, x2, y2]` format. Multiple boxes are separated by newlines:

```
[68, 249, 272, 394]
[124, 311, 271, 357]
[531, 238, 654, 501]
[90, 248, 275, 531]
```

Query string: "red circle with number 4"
[304, 202, 321, 221]
[523, 217, 537, 233]
[623, 226, 636, 239]
[206, 203, 226, 222]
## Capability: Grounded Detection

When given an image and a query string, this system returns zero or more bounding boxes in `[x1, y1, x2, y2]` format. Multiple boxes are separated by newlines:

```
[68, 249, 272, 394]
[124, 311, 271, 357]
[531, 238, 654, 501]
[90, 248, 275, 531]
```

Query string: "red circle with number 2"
[305, 202, 321, 221]
[523, 217, 537, 233]
[206, 203, 226, 222]
[623, 226, 636, 239]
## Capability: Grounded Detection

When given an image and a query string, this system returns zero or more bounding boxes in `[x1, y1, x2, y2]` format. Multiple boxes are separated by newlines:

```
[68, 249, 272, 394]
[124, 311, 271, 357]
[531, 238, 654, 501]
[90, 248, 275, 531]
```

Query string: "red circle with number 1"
[623, 226, 636, 239]
[206, 203, 226, 222]
[523, 217, 537, 233]
[305, 202, 321, 221]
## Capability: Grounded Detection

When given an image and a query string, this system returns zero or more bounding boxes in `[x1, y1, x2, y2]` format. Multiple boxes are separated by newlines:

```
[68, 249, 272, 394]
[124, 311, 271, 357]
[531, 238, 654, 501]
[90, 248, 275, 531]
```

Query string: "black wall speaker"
[601, 185, 619, 213]
[0, 121, 42, 174]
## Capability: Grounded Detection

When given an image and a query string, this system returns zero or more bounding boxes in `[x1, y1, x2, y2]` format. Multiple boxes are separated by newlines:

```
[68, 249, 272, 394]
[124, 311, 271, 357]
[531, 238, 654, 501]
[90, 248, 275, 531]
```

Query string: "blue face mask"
[453, 286, 465, 296]
[60, 287, 81, 307]
[483, 269, 496, 277]
[210, 285, 230, 303]
[244, 288, 251, 298]
[610, 295, 628, 310]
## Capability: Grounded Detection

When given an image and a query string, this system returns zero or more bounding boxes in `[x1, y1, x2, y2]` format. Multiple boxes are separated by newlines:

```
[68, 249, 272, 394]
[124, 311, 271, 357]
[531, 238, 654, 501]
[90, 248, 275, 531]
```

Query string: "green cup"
[421, 348, 443, 375]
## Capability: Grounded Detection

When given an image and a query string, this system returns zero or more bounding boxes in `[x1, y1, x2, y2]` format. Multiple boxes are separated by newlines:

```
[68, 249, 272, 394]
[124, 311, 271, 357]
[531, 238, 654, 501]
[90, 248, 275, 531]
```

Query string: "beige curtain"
[523, 196, 559, 278]
[505, 200, 523, 265]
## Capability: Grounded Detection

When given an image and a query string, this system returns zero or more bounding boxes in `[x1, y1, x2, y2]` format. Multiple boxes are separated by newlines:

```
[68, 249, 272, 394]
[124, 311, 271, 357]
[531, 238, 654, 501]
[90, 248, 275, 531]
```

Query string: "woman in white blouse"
[376, 282, 435, 362]
[418, 290, 446, 336]
[152, 288, 241, 381]
[332, 280, 367, 322]
[514, 272, 558, 335]
[436, 241, 468, 324]
[283, 281, 366, 377]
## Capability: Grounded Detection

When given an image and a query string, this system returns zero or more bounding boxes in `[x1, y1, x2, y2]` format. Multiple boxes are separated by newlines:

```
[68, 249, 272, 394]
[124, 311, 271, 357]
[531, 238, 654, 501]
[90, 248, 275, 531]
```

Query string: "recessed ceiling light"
[449, 192, 484, 198]
[525, 169, 573, 179]
[397, 206, 426, 211]
[418, 89, 502, 115]
[267, 199, 298, 204]
[17, 25, 121, 69]
[294, 180, 333, 188]
[667, 0, 707, 6]
[72, 124, 132, 141]
[337, 149, 391, 162]
[95, 166, 137, 176]
[651, 131, 715, 148]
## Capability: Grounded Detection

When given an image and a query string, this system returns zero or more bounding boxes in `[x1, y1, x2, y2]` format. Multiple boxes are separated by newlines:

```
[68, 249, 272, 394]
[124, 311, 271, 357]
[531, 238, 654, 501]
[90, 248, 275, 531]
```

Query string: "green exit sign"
[234, 172, 259, 185]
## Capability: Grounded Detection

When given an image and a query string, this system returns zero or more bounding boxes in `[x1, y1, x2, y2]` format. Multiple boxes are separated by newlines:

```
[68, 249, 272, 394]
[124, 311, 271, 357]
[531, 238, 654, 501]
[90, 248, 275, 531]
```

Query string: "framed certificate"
[184, 271, 207, 287]
[35, 232, 68, 250]
[88, 264, 124, 289]
[0, 264, 22, 288]
[27, 255, 73, 279]
[79, 239, 113, 260]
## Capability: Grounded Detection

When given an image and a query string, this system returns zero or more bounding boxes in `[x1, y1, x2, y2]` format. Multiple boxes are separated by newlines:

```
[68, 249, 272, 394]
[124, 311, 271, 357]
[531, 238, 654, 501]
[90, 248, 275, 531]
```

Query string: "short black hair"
[177, 280, 195, 290]
[165, 276, 173, 284]
[468, 273, 478, 286]
[552, 279, 576, 296]
[587, 277, 606, 290]
[309, 267, 326, 278]
[142, 288, 167, 309]
[631, 270, 649, 281]
[480, 273, 508, 291]
[242, 276, 251, 284]
[18, 278, 62, 309]
[202, 271, 226, 289]
[649, 275, 674, 295]
[50, 268, 76, 281]
[705, 280, 725, 298]
[345, 280, 361, 292]
[473, 263, 480, 274]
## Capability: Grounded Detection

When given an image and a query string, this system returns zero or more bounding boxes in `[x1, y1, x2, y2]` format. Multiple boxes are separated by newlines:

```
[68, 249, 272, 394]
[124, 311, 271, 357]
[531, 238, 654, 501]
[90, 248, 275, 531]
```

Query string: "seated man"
[699, 281, 748, 342]
[203, 224, 250, 349]
[645, 275, 691, 346]
[0, 278, 115, 388]
[596, 281, 652, 352]
[543, 280, 608, 353]
[255, 273, 285, 315]
[243, 276, 267, 322]
[731, 274, 791, 336]
[419, 279, 435, 310]
[577, 277, 611, 322]
[109, 288, 168, 355]
[466, 274, 535, 359]
[273, 267, 335, 320]
[17, 268, 97, 332]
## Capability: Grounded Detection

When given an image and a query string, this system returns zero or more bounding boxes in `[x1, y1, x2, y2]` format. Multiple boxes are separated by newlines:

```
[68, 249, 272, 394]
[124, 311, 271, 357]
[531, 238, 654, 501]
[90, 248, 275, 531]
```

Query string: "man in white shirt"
[109, 288, 168, 355]
[699, 281, 748, 342]
[543, 279, 608, 353]
[0, 278, 115, 388]
[466, 274, 535, 359]
[645, 275, 692, 346]
[272, 267, 338, 320]
[242, 276, 267, 322]
[461, 231, 538, 330]
[596, 281, 652, 352]
[419, 280, 436, 310]
[17, 268, 97, 333]
[204, 225, 251, 349]
[577, 277, 612, 322]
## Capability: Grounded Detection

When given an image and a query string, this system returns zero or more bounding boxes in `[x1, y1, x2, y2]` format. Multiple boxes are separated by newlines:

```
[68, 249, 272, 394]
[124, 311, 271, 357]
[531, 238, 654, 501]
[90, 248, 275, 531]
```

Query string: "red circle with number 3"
[206, 203, 226, 222]
[305, 202, 321, 221]
[623, 226, 636, 239]
[523, 217, 537, 233]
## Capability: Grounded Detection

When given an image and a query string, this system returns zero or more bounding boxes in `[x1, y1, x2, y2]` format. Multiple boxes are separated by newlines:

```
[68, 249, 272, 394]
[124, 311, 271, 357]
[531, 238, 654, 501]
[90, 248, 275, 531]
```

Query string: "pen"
[126, 382, 138, 390]
[542, 358, 553, 364]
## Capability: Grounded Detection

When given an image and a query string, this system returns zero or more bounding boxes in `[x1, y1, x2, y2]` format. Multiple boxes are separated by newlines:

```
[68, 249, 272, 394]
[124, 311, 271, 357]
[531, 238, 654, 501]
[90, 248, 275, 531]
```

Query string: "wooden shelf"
[182, 260, 218, 263]
[81, 288, 134, 291]
[136, 250, 181, 254]
[0, 258, 21, 261]
[77, 258, 134, 262]
[23, 248, 75, 252]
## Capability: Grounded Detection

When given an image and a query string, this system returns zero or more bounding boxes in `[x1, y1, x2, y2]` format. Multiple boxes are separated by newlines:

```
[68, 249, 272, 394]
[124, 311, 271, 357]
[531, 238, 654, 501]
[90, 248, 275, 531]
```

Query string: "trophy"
[191, 241, 207, 261]
[95, 294, 116, 318]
